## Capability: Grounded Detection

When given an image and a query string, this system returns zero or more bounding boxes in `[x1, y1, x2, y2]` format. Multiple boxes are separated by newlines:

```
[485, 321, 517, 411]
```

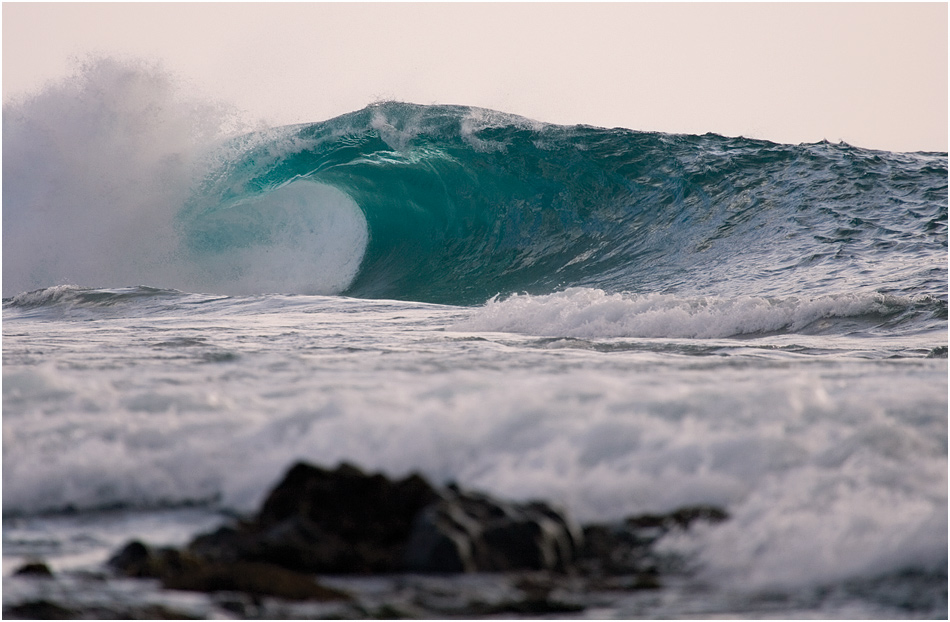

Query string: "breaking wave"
[4, 61, 947, 310]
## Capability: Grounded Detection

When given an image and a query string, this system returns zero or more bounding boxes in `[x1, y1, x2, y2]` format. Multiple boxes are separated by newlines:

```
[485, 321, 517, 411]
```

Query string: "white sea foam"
[4, 356, 945, 590]
[458, 106, 546, 152]
[3, 296, 945, 591]
[454, 288, 912, 339]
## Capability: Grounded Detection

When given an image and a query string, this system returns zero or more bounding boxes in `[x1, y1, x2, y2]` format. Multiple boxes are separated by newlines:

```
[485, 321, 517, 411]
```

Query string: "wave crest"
[453, 288, 940, 339]
[4, 285, 183, 309]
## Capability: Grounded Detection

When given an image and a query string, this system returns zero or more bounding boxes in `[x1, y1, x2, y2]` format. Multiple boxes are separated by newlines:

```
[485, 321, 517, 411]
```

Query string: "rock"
[403, 488, 581, 573]
[186, 525, 247, 564]
[181, 463, 723, 579]
[5, 599, 76, 619]
[485, 597, 586, 615]
[195, 461, 441, 574]
[189, 463, 582, 574]
[578, 523, 658, 576]
[927, 345, 948, 358]
[403, 502, 477, 572]
[258, 462, 439, 540]
[187, 461, 581, 575]
[13, 561, 53, 578]
[108, 538, 349, 602]
[108, 540, 152, 577]
[189, 463, 583, 574]
[104, 460, 731, 607]
[625, 505, 728, 530]
[577, 505, 730, 577]
[4, 599, 200, 620]
[162, 560, 350, 601]
[108, 541, 204, 579]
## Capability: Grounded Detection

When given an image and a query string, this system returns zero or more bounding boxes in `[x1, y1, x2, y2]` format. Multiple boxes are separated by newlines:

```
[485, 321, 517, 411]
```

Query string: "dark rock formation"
[104, 460, 729, 608]
[109, 540, 349, 602]
[161, 561, 351, 602]
[4, 598, 201, 620]
[109, 541, 203, 579]
[187, 461, 580, 576]
[190, 462, 440, 574]
[5, 600, 76, 620]
[625, 505, 728, 530]
[577, 504, 729, 578]
[404, 488, 581, 573]
[13, 561, 54, 578]
[258, 461, 440, 572]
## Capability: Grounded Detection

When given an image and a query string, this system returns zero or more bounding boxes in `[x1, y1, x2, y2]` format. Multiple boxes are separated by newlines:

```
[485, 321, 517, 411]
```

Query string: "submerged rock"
[109, 541, 204, 579]
[577, 504, 729, 578]
[109, 539, 349, 602]
[624, 505, 728, 530]
[161, 561, 350, 602]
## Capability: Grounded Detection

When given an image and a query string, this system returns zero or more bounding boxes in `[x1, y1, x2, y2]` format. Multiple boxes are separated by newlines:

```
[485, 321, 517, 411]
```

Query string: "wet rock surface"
[12, 562, 54, 578]
[182, 462, 587, 577]
[577, 504, 729, 579]
[403, 485, 583, 574]
[6, 461, 730, 619]
[107, 541, 351, 602]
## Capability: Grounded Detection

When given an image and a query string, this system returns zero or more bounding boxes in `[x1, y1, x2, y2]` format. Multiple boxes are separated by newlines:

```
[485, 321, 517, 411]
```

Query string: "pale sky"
[3, 2, 948, 152]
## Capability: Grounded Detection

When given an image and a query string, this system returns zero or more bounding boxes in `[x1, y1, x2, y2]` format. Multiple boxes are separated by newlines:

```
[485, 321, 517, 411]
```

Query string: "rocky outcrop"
[106, 460, 728, 606]
[403, 485, 582, 573]
[13, 561, 54, 578]
[183, 461, 581, 576]
[188, 462, 441, 574]
[577, 505, 728, 579]
[108, 540, 350, 602]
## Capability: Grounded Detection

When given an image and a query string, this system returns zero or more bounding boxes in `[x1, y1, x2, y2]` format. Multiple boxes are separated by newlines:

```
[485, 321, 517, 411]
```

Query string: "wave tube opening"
[179, 180, 368, 296]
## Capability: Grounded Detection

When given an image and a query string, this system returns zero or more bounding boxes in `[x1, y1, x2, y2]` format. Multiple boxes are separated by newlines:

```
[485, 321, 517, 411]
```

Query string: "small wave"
[4, 285, 185, 309]
[452, 288, 939, 339]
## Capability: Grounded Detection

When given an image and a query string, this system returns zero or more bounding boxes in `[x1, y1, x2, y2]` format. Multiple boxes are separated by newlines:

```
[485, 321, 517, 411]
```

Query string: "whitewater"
[3, 59, 947, 618]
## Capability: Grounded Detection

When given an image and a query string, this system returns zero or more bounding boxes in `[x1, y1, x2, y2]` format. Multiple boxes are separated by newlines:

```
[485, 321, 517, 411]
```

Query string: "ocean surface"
[3, 61, 948, 618]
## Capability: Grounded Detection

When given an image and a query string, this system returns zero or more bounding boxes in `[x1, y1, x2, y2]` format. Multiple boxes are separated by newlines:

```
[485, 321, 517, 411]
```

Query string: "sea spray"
[2, 58, 240, 295]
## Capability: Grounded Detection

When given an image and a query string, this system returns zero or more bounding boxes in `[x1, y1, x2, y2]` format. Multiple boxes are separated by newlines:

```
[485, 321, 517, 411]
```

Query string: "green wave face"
[179, 102, 948, 305]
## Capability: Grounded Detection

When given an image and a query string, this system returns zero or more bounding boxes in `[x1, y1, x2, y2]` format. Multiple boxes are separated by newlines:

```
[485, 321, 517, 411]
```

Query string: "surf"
[4, 60, 947, 308]
[182, 102, 948, 305]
